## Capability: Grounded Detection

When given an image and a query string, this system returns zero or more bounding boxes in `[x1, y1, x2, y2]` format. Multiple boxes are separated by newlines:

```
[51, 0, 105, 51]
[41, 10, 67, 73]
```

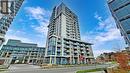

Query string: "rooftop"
[6, 39, 38, 47]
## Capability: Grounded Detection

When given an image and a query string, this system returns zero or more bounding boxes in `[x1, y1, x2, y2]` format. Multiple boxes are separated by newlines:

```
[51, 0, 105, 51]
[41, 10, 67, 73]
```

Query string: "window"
[115, 4, 130, 19]
[121, 19, 130, 32]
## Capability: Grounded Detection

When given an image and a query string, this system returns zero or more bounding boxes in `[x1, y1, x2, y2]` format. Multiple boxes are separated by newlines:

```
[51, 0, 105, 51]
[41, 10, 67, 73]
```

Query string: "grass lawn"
[76, 68, 105, 73]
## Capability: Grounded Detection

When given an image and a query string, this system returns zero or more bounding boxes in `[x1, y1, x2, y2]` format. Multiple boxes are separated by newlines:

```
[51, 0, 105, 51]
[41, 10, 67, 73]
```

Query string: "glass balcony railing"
[74, 51, 78, 53]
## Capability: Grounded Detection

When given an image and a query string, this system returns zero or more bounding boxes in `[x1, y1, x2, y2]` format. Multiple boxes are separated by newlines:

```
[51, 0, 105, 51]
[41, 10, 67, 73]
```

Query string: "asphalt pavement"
[1, 64, 109, 73]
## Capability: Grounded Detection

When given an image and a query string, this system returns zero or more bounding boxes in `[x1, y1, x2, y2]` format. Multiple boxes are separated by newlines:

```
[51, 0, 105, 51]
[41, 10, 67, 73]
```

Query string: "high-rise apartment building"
[0, 39, 45, 65]
[45, 3, 94, 64]
[108, 0, 130, 46]
[0, 0, 24, 46]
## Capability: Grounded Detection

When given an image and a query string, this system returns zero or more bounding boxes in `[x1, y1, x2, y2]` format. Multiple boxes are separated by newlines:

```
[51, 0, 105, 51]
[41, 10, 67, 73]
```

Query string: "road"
[1, 64, 109, 73]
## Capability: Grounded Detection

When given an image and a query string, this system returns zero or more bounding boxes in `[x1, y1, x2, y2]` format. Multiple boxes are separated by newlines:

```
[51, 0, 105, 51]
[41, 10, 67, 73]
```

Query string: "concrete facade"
[0, 57, 12, 68]
[45, 3, 94, 64]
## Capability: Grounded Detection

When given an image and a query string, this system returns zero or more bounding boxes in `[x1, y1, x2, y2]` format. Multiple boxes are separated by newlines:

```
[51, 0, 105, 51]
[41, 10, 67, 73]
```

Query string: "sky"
[5, 0, 126, 57]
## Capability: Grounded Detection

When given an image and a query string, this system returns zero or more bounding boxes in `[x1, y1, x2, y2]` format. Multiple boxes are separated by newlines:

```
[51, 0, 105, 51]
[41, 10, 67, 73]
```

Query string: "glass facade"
[0, 0, 24, 47]
[108, 0, 130, 46]
[47, 37, 56, 55]
[0, 39, 45, 64]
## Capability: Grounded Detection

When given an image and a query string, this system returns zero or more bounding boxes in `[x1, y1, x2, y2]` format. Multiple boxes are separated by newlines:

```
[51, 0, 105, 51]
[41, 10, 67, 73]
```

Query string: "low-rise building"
[0, 39, 45, 65]
[96, 52, 115, 64]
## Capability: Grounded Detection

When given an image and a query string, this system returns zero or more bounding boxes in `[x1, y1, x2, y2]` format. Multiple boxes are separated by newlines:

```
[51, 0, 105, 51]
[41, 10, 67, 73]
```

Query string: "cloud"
[94, 14, 123, 43]
[81, 13, 125, 57]
[82, 15, 122, 43]
[95, 28, 121, 42]
[94, 12, 102, 22]
[5, 29, 33, 44]
[5, 35, 32, 43]
[5, 6, 51, 47]
[5, 29, 45, 47]
[25, 6, 50, 36]
[34, 21, 49, 36]
[95, 13, 116, 30]
[25, 7, 50, 21]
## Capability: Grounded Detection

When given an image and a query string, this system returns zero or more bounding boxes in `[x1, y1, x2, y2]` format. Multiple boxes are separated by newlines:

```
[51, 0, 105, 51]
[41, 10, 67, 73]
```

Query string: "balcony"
[57, 41, 61, 44]
[73, 46, 77, 49]
[81, 44, 84, 46]
[64, 41, 70, 45]
[64, 45, 70, 48]
[73, 48, 77, 50]
[86, 48, 89, 50]
[86, 56, 94, 58]
[86, 52, 90, 54]
[0, 33, 4, 39]
[81, 51, 84, 54]
[66, 50, 70, 53]
[86, 50, 89, 53]
[80, 48, 84, 51]
[74, 51, 78, 53]
[73, 43, 77, 46]
[57, 44, 61, 47]
[85, 45, 89, 48]
[74, 54, 78, 56]
[80, 45, 83, 48]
